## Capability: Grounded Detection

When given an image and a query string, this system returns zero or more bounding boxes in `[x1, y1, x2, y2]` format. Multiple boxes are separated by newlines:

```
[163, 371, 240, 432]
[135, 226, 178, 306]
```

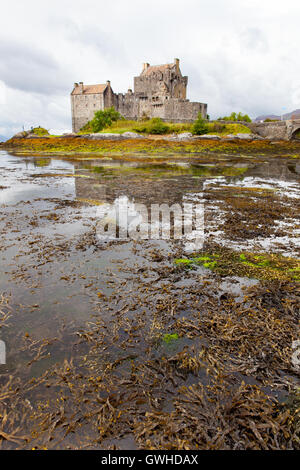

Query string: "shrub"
[80, 121, 93, 133]
[84, 107, 122, 133]
[147, 118, 169, 134]
[133, 118, 170, 134]
[192, 113, 209, 135]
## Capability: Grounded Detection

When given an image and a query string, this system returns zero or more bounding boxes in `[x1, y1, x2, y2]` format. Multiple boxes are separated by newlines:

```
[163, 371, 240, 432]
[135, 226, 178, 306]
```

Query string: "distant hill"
[283, 109, 300, 120]
[0, 135, 7, 142]
[255, 114, 280, 122]
[255, 109, 300, 122]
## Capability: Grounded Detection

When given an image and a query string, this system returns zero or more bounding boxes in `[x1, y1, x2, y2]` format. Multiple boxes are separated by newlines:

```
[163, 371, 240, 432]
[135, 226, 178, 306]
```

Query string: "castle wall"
[164, 100, 207, 121]
[71, 93, 104, 132]
[103, 86, 115, 108]
[133, 75, 188, 99]
[116, 92, 138, 120]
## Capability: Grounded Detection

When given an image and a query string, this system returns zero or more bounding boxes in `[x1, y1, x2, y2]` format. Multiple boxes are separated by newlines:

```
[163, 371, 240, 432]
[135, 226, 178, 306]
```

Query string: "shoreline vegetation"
[1, 117, 300, 158]
[2, 134, 300, 159]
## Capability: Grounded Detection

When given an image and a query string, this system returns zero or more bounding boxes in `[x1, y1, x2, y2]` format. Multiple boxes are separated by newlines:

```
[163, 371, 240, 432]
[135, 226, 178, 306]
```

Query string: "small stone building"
[71, 59, 207, 133]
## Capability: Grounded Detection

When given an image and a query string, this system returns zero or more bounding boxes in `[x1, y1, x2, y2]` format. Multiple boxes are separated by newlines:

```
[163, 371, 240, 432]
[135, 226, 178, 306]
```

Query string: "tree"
[192, 113, 209, 135]
[218, 112, 252, 123]
[90, 107, 122, 132]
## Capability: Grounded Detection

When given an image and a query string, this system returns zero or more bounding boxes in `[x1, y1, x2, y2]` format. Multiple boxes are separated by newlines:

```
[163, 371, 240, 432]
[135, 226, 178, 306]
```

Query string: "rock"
[80, 133, 125, 140]
[197, 134, 221, 140]
[62, 133, 78, 138]
[12, 131, 29, 139]
[235, 133, 253, 139]
[223, 134, 236, 139]
[250, 134, 265, 140]
[177, 132, 193, 140]
[166, 132, 196, 141]
[25, 134, 50, 139]
[122, 131, 144, 139]
[77, 132, 144, 141]
[223, 133, 264, 141]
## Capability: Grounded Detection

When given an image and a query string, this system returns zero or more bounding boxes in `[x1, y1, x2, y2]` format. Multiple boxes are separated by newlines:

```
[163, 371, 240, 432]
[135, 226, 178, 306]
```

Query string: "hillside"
[255, 109, 300, 122]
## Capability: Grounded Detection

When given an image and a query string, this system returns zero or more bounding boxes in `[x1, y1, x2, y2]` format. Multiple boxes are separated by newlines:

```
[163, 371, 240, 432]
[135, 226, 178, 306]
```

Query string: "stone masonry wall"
[248, 120, 300, 140]
[71, 93, 104, 133]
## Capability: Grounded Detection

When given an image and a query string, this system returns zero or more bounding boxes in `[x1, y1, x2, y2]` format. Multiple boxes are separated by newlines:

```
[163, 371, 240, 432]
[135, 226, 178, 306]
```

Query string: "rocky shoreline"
[2, 130, 300, 160]
[7, 129, 265, 143]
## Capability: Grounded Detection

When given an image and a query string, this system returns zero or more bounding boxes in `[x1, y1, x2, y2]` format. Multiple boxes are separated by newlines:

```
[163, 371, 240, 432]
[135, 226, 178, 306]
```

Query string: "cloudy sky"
[0, 0, 299, 137]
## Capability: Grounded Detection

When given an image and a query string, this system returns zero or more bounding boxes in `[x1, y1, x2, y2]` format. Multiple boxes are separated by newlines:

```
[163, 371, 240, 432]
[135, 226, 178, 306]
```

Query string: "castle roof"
[71, 84, 107, 95]
[141, 63, 175, 76]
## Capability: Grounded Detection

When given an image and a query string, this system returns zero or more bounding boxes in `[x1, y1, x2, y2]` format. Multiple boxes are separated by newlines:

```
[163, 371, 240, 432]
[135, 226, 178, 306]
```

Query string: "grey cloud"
[0, 38, 71, 95]
[1, 0, 300, 138]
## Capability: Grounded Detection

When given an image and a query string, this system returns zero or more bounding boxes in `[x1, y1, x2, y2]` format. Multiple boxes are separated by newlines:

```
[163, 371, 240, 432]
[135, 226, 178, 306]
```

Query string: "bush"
[85, 107, 122, 133]
[218, 112, 252, 123]
[192, 113, 209, 135]
[133, 118, 170, 135]
[147, 118, 169, 134]
[79, 121, 93, 133]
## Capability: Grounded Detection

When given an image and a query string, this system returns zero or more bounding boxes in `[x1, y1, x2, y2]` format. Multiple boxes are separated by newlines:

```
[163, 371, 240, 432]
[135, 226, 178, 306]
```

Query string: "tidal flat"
[0, 148, 299, 449]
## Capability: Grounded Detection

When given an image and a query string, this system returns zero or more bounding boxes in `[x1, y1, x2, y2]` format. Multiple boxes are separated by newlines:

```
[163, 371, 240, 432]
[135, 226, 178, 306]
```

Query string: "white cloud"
[0, 0, 300, 137]
[0, 81, 6, 105]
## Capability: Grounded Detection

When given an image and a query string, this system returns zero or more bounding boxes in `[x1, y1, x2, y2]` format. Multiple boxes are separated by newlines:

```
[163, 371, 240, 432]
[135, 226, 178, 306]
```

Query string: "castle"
[71, 59, 207, 133]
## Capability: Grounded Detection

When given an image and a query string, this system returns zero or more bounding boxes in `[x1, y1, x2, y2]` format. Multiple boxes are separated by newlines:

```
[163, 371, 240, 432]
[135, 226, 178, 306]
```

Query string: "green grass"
[207, 123, 251, 135]
[32, 127, 49, 136]
[79, 119, 252, 136]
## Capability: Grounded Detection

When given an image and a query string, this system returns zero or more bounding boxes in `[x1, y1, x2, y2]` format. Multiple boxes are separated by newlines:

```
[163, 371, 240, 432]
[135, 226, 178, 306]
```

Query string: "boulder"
[80, 133, 125, 140]
[62, 133, 78, 138]
[166, 132, 195, 141]
[25, 134, 50, 139]
[176, 132, 193, 140]
[122, 132, 144, 139]
[12, 131, 29, 139]
[197, 134, 221, 140]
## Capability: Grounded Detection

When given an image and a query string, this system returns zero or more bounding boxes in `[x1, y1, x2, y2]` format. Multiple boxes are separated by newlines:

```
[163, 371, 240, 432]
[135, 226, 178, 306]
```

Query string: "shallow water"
[0, 150, 299, 375]
[0, 150, 299, 449]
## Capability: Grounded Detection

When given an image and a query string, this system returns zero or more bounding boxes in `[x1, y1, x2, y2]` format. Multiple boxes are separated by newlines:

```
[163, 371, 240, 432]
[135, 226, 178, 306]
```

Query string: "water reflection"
[0, 151, 299, 372]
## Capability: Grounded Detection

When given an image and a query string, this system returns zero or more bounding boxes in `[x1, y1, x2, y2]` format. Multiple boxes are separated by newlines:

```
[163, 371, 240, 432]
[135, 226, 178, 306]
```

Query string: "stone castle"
[71, 59, 207, 132]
